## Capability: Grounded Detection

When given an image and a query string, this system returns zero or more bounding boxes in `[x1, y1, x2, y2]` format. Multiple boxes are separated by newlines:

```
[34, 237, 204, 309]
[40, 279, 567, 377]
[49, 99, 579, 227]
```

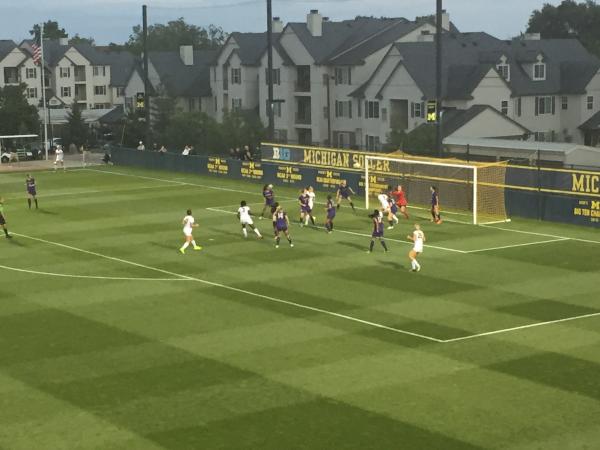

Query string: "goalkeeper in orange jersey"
[390, 185, 409, 219]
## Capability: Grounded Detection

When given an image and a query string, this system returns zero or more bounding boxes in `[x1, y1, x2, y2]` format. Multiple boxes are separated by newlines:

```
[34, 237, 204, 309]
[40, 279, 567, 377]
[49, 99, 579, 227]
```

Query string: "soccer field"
[1, 165, 600, 449]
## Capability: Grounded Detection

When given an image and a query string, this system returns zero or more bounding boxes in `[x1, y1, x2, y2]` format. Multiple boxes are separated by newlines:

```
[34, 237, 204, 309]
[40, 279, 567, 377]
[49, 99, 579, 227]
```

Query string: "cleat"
[193, 246, 202, 250]
[290, 243, 294, 247]
[179, 248, 185, 254]
[259, 216, 263, 220]
[416, 266, 421, 272]
[275, 245, 279, 249]
[387, 226, 394, 230]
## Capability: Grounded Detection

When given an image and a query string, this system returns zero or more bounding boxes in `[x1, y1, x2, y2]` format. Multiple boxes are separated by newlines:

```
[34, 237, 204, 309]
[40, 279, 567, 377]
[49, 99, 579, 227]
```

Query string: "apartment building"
[0, 40, 48, 106]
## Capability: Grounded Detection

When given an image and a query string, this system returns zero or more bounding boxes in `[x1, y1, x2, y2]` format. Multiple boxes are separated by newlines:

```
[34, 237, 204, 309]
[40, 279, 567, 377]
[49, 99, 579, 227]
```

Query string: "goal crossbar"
[365, 155, 509, 225]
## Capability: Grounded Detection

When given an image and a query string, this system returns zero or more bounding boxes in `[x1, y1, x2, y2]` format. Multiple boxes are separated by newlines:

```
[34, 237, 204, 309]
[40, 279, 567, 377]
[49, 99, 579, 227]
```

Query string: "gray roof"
[354, 32, 600, 100]
[0, 40, 18, 62]
[579, 110, 600, 131]
[149, 49, 218, 97]
[442, 105, 530, 137]
[217, 32, 290, 66]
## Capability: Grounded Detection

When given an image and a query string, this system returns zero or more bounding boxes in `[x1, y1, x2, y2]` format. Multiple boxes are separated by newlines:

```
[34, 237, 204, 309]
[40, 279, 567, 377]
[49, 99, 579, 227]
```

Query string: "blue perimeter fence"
[109, 145, 600, 228]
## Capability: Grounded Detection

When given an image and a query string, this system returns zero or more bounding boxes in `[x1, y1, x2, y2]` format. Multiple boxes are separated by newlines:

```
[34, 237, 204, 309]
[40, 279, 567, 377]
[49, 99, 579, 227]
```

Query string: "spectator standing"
[137, 141, 145, 151]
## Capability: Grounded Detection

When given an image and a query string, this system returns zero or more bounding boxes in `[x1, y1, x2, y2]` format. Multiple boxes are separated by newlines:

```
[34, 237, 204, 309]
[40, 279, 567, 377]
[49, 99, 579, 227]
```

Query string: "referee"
[0, 197, 12, 238]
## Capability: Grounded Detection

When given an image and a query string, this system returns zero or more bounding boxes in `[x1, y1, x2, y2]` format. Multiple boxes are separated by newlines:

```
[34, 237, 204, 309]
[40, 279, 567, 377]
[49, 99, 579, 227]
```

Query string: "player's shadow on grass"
[37, 209, 59, 215]
[149, 241, 177, 251]
[382, 260, 404, 270]
[7, 238, 25, 247]
[337, 241, 366, 251]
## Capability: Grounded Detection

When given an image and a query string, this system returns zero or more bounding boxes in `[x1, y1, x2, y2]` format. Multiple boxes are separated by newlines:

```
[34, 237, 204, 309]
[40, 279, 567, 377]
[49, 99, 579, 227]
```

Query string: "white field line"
[481, 224, 600, 245]
[205, 206, 468, 254]
[441, 311, 600, 343]
[11, 232, 443, 343]
[464, 238, 570, 254]
[0, 264, 191, 282]
[4, 183, 184, 201]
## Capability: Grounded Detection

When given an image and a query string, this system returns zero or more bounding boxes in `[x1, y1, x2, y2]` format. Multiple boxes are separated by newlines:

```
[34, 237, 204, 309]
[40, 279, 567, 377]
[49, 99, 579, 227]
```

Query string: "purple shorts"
[27, 188, 36, 196]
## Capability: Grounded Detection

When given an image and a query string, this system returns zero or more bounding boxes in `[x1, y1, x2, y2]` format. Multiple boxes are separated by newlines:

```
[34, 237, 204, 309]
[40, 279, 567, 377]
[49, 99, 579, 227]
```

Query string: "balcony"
[294, 80, 311, 93]
[295, 111, 311, 125]
[74, 66, 86, 83]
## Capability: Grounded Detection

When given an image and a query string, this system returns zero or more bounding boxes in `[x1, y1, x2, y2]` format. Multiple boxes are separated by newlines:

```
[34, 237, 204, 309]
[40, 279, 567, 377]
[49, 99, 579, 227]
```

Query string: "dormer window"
[533, 61, 546, 81]
[496, 55, 510, 81]
[497, 63, 510, 81]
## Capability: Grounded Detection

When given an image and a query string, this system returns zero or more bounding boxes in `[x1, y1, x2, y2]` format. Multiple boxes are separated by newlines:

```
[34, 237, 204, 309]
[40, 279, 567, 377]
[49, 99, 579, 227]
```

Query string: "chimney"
[307, 9, 322, 37]
[441, 10, 450, 31]
[59, 37, 69, 46]
[272, 17, 283, 33]
[180, 45, 194, 66]
[524, 32, 541, 41]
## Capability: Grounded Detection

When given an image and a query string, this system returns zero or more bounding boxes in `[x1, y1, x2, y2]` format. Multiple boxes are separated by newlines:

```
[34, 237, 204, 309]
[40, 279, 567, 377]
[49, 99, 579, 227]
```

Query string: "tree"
[69, 34, 95, 46]
[0, 84, 40, 136]
[527, 0, 600, 57]
[125, 18, 227, 54]
[62, 103, 88, 148]
[30, 21, 68, 40]
[151, 94, 177, 146]
[164, 112, 224, 153]
[221, 110, 266, 151]
[122, 110, 148, 148]
[388, 125, 436, 154]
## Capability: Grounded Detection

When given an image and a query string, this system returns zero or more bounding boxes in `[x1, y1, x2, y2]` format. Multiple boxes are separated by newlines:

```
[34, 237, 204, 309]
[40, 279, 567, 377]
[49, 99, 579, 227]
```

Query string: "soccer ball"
[268, 184, 273, 189]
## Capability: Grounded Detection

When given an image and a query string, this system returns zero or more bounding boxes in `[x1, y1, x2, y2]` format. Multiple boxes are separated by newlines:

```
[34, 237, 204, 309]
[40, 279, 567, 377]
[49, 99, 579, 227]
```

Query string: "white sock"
[414, 260, 420, 269]
[411, 260, 416, 270]
[254, 228, 262, 237]
[243, 228, 248, 237]
[191, 240, 197, 247]
[181, 241, 190, 250]
[393, 216, 399, 224]
[304, 216, 309, 225]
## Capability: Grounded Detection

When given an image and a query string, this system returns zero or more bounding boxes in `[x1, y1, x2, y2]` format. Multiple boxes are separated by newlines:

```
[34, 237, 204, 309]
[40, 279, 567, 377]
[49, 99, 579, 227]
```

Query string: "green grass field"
[1, 165, 600, 449]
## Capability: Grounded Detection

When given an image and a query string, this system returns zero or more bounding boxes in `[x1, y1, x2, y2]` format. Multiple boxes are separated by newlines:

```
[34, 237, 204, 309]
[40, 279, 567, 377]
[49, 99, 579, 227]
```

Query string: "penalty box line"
[12, 232, 444, 343]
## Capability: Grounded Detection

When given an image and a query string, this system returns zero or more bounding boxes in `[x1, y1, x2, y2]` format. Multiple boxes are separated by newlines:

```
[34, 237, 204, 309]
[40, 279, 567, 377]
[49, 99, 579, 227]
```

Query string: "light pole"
[266, 0, 275, 141]
[435, 0, 443, 157]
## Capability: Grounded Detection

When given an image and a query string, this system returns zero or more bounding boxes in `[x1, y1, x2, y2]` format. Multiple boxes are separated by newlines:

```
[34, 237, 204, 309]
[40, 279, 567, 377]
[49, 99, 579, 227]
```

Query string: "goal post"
[364, 154, 509, 225]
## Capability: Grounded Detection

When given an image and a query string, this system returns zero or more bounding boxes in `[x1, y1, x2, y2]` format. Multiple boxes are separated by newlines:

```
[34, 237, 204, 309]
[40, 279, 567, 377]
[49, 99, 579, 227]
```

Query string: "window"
[116, 86, 125, 97]
[26, 87, 38, 98]
[265, 68, 281, 85]
[94, 85, 106, 96]
[93, 66, 106, 77]
[61, 86, 71, 97]
[188, 98, 196, 112]
[516, 97, 522, 117]
[60, 67, 70, 78]
[535, 96, 554, 115]
[26, 67, 37, 79]
[365, 100, 379, 119]
[231, 68, 241, 84]
[496, 63, 510, 81]
[533, 62, 546, 80]
[411, 102, 423, 118]
[501, 100, 508, 115]
[335, 100, 352, 118]
[357, 99, 362, 117]
[534, 131, 546, 142]
[232, 97, 242, 111]
[381, 107, 387, 122]
[4, 67, 18, 84]
[561, 96, 568, 110]
[93, 103, 109, 109]
[587, 96, 594, 110]
[214, 96, 217, 112]
[274, 129, 287, 142]
[366, 135, 380, 151]
[334, 67, 351, 85]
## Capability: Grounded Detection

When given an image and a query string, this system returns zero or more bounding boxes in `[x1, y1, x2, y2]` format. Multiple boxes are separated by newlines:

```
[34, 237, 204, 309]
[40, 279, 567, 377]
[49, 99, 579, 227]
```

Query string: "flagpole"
[39, 23, 49, 161]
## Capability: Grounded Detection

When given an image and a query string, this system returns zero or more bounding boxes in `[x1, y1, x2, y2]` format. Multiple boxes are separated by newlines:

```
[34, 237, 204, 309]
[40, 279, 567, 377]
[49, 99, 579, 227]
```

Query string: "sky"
[0, 0, 565, 44]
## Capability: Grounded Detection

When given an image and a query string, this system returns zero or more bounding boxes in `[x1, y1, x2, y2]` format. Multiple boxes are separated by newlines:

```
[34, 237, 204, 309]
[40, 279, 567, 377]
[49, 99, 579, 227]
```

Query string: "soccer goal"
[364, 154, 510, 225]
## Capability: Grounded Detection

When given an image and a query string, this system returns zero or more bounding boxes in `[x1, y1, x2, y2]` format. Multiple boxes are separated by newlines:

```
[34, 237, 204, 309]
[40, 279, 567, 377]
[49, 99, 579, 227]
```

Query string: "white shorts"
[183, 228, 193, 237]
[413, 244, 423, 254]
[241, 218, 254, 226]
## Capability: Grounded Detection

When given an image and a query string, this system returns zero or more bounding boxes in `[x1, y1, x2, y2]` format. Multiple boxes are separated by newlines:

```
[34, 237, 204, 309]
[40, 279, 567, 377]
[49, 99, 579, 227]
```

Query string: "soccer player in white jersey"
[377, 191, 397, 229]
[407, 223, 425, 272]
[179, 209, 202, 254]
[237, 200, 263, 239]
[306, 186, 316, 225]
[54, 145, 65, 171]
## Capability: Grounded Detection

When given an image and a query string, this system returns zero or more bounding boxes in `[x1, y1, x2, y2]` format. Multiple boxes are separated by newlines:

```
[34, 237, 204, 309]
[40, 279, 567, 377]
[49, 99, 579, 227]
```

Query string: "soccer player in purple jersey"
[368, 209, 388, 253]
[325, 194, 336, 233]
[298, 188, 311, 226]
[430, 186, 442, 224]
[273, 205, 294, 248]
[26, 174, 38, 209]
[336, 180, 356, 211]
[260, 184, 275, 219]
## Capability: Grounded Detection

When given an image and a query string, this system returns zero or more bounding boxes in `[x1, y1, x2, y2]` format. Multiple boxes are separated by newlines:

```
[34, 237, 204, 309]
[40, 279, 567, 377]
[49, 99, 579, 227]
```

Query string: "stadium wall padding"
[109, 146, 600, 227]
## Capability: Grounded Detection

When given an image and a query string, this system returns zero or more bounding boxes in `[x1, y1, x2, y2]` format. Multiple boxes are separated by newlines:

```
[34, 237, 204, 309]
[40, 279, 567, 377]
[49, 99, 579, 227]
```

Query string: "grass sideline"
[1, 165, 599, 449]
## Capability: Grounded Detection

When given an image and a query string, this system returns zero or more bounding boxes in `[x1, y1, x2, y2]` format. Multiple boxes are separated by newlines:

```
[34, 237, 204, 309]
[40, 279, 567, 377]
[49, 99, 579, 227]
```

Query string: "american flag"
[32, 29, 42, 65]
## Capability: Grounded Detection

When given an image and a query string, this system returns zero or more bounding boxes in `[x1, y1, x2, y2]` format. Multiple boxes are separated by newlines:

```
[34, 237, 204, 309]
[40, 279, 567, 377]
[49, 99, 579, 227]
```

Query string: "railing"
[295, 112, 311, 125]
[294, 80, 311, 92]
